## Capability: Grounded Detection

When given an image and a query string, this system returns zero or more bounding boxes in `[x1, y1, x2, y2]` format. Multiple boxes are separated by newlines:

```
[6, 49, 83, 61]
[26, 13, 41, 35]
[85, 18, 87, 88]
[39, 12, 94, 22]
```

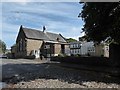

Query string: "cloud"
[1, 0, 32, 5]
[2, 0, 29, 1]
[1, 0, 79, 2]
[2, 0, 31, 3]
[2, 33, 17, 49]
[2, 2, 83, 28]
[1, 22, 20, 48]
[0, 3, 2, 40]
[2, 2, 83, 48]
[45, 22, 83, 41]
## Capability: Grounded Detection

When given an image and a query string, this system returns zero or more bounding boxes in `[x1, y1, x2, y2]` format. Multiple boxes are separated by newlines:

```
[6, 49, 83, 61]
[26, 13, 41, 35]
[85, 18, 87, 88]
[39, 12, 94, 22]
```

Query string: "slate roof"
[22, 27, 67, 43]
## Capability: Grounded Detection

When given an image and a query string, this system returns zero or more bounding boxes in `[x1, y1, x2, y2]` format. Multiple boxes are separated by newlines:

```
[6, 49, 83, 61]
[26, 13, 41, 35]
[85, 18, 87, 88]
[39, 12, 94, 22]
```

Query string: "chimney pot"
[43, 26, 46, 32]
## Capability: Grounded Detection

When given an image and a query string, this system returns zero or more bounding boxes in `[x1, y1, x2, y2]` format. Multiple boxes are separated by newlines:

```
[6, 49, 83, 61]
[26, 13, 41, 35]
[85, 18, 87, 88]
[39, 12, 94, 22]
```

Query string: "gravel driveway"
[1, 59, 120, 88]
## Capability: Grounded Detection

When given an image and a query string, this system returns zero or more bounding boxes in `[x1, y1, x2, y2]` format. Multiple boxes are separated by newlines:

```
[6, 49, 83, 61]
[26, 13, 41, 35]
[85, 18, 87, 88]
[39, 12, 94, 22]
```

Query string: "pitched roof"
[22, 27, 66, 43]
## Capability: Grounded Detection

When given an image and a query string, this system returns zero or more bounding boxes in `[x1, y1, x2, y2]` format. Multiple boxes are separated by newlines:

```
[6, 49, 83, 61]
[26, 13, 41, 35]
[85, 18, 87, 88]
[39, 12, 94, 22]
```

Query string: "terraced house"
[11, 25, 69, 59]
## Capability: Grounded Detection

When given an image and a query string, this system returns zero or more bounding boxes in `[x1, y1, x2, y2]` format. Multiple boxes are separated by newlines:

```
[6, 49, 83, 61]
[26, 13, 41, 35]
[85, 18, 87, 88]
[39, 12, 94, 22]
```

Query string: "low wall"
[109, 43, 120, 66]
[51, 56, 115, 67]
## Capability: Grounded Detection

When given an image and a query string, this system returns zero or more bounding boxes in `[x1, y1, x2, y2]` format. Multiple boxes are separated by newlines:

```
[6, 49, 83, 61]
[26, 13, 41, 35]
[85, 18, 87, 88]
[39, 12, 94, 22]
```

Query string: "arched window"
[18, 38, 24, 52]
[20, 39, 22, 51]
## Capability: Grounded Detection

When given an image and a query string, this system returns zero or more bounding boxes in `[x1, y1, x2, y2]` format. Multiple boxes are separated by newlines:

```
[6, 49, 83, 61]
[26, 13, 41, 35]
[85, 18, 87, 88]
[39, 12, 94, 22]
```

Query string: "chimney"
[43, 26, 46, 33]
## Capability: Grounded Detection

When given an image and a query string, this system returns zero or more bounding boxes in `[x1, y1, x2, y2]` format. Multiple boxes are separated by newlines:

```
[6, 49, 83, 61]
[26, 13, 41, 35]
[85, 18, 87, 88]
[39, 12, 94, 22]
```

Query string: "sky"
[1, 0, 84, 49]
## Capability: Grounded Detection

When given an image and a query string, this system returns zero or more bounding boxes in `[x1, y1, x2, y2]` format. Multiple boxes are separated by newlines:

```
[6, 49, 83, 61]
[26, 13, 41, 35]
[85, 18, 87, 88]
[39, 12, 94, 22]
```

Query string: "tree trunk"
[109, 43, 120, 67]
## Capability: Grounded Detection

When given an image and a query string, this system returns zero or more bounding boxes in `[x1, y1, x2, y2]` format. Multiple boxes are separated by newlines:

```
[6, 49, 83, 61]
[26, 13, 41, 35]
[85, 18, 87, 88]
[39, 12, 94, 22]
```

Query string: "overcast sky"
[1, 1, 84, 49]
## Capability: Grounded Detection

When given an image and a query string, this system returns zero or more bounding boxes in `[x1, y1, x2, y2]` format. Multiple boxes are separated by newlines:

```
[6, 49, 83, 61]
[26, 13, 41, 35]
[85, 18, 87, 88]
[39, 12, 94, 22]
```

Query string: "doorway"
[61, 44, 65, 54]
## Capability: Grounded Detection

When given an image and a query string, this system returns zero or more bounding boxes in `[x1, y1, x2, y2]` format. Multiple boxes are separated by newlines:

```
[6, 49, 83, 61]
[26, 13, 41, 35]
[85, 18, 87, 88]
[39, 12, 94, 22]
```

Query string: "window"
[73, 50, 74, 54]
[19, 39, 23, 51]
[17, 43, 19, 52]
[71, 45, 73, 48]
[76, 44, 77, 48]
[18, 39, 25, 52]
[75, 49, 76, 53]
[20, 39, 22, 51]
[78, 44, 80, 48]
[23, 40, 26, 51]
[73, 44, 74, 48]
[76, 49, 77, 53]
[74, 44, 76, 48]
[79, 49, 81, 54]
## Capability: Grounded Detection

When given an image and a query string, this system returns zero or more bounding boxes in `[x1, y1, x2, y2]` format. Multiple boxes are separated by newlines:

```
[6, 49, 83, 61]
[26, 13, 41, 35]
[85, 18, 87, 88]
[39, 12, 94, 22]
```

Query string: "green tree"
[0, 40, 6, 53]
[79, 35, 90, 42]
[66, 38, 77, 43]
[79, 2, 120, 66]
[79, 2, 120, 44]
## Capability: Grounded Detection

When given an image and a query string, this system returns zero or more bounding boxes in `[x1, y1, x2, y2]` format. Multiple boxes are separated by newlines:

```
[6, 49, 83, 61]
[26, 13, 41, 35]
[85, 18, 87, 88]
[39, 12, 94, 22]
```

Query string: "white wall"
[70, 41, 109, 57]
[70, 41, 95, 56]
[31, 50, 40, 58]
[81, 42, 95, 55]
[65, 49, 70, 56]
[104, 45, 109, 57]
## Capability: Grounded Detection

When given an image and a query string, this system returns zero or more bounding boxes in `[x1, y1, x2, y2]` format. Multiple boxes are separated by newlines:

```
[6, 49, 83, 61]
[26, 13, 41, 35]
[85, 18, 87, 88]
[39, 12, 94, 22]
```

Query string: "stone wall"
[42, 43, 55, 57]
[65, 44, 70, 55]
[26, 39, 43, 56]
[15, 39, 27, 58]
[95, 44, 104, 56]
[109, 43, 120, 67]
[54, 44, 61, 56]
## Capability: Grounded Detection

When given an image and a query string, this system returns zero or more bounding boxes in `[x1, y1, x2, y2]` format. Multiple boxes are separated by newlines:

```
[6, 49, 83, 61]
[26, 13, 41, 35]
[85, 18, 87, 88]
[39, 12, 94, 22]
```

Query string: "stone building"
[94, 43, 109, 57]
[11, 25, 69, 58]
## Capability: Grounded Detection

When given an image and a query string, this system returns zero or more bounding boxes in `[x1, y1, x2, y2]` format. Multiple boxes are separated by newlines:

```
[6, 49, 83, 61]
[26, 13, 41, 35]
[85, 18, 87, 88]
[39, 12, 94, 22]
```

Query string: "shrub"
[25, 55, 35, 59]
[58, 53, 68, 57]
[101, 55, 104, 57]
[87, 53, 90, 56]
[58, 53, 65, 57]
[71, 54, 74, 56]
[77, 54, 81, 57]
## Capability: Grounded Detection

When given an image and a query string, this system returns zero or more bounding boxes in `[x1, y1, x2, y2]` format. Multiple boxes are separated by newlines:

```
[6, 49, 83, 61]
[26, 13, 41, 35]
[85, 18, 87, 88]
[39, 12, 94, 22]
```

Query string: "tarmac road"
[1, 59, 47, 81]
[1, 59, 120, 88]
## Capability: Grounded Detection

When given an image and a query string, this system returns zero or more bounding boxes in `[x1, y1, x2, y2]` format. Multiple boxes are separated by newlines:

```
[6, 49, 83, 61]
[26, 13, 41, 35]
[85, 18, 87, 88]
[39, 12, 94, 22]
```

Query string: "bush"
[51, 56, 110, 67]
[58, 53, 68, 57]
[71, 54, 74, 56]
[25, 55, 35, 59]
[87, 53, 90, 56]
[101, 55, 104, 57]
[71, 54, 81, 57]
[58, 53, 64, 57]
[75, 54, 81, 57]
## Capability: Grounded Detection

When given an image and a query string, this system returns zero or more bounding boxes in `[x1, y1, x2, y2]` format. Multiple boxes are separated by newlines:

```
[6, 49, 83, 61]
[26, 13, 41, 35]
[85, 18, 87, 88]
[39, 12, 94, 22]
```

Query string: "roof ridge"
[21, 26, 66, 43]
[23, 27, 43, 32]
[23, 27, 60, 35]
[46, 31, 59, 35]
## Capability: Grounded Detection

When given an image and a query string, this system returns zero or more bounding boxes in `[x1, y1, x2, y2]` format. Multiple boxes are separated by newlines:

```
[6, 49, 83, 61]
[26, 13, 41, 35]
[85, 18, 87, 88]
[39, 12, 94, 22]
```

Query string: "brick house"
[11, 25, 69, 58]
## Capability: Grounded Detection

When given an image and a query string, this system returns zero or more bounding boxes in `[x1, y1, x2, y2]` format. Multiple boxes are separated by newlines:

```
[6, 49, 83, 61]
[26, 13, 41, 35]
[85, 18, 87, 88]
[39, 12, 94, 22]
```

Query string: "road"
[1, 59, 120, 88]
[1, 59, 47, 81]
[1, 59, 46, 65]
